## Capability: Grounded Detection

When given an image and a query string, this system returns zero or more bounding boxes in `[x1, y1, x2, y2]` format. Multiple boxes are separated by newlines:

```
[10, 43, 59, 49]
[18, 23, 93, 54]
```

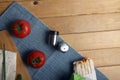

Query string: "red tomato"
[11, 20, 31, 38]
[27, 50, 46, 68]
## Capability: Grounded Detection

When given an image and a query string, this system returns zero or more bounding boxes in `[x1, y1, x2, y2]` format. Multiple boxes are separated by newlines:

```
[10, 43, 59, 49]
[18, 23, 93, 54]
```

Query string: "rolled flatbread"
[73, 58, 97, 80]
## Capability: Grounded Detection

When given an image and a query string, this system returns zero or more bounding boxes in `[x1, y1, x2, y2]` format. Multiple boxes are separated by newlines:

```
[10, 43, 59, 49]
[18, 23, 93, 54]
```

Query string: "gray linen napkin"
[0, 2, 108, 80]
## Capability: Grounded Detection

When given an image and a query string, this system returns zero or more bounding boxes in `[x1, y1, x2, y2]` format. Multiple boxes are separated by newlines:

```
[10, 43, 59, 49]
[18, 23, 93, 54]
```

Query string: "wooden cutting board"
[0, 30, 31, 80]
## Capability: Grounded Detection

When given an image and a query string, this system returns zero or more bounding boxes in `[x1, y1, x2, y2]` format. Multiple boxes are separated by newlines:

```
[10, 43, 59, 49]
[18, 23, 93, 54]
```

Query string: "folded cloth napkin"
[0, 2, 108, 80]
[0, 50, 16, 80]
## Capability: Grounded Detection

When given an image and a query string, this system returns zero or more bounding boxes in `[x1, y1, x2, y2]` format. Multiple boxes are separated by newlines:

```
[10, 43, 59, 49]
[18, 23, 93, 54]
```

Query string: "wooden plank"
[60, 31, 120, 51]
[1, 0, 120, 17]
[0, 0, 35, 1]
[79, 48, 120, 67]
[0, 0, 35, 2]
[98, 66, 120, 80]
[0, 0, 23, 2]
[0, 2, 12, 15]
[41, 13, 120, 34]
[0, 30, 32, 80]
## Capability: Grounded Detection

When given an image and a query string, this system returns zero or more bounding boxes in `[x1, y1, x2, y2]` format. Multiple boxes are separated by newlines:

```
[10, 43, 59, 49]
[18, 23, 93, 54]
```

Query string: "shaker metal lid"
[49, 31, 59, 35]
[58, 42, 69, 53]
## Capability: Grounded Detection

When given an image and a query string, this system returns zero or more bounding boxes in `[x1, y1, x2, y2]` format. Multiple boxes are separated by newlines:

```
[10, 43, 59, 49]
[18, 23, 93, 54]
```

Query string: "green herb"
[70, 73, 85, 80]
[17, 74, 22, 80]
[3, 44, 6, 80]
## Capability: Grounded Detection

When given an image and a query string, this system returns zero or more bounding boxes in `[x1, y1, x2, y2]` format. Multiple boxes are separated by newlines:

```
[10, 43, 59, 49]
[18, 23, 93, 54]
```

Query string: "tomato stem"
[32, 57, 42, 65]
[16, 24, 23, 31]
[13, 24, 26, 34]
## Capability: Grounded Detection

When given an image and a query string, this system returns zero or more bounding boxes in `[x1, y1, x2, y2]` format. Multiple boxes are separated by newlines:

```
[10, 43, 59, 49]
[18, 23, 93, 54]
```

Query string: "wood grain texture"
[98, 66, 120, 80]
[41, 13, 120, 34]
[0, 30, 31, 80]
[18, 0, 120, 17]
[80, 48, 120, 67]
[0, 0, 35, 1]
[1, 0, 120, 17]
[0, 0, 120, 79]
[61, 31, 120, 51]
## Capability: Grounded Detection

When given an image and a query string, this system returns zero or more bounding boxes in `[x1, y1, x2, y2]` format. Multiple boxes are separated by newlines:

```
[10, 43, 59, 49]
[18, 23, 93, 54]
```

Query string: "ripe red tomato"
[11, 20, 31, 38]
[27, 50, 46, 68]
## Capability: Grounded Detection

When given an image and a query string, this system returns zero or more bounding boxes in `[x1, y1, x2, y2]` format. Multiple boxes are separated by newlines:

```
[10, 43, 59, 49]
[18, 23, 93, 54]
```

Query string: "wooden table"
[0, 0, 120, 79]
